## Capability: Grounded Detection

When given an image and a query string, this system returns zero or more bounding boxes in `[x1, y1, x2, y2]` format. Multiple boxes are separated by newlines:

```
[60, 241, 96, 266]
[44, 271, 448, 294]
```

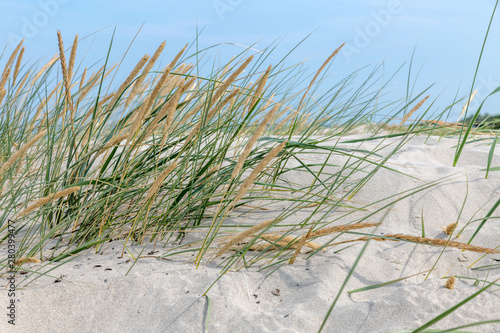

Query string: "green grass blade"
[412, 278, 500, 333]
[485, 132, 499, 179]
[453, 0, 499, 166]
[348, 270, 430, 294]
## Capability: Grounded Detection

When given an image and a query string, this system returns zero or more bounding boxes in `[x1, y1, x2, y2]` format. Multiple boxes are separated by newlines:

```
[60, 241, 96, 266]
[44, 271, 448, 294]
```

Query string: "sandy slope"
[2, 133, 500, 333]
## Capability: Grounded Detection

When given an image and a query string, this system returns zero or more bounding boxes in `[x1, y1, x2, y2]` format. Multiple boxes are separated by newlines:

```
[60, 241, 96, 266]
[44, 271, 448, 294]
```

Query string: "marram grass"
[0, 31, 499, 332]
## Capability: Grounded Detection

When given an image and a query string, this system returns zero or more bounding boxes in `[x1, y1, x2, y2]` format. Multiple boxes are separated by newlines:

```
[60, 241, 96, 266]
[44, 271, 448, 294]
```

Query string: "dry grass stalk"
[231, 103, 280, 180]
[208, 56, 253, 111]
[0, 89, 5, 106]
[96, 93, 116, 110]
[145, 161, 179, 202]
[12, 46, 25, 85]
[159, 64, 193, 97]
[248, 95, 277, 128]
[255, 93, 275, 116]
[78, 93, 118, 150]
[145, 41, 166, 70]
[124, 40, 167, 112]
[157, 44, 188, 86]
[170, 76, 196, 117]
[275, 113, 295, 130]
[355, 233, 500, 254]
[228, 140, 287, 211]
[219, 58, 233, 82]
[57, 31, 74, 118]
[95, 133, 130, 158]
[399, 95, 430, 126]
[79, 67, 87, 91]
[127, 45, 188, 143]
[445, 276, 456, 290]
[144, 84, 183, 140]
[14, 257, 41, 265]
[12, 69, 31, 100]
[31, 82, 61, 130]
[289, 227, 312, 264]
[298, 43, 345, 109]
[260, 233, 321, 250]
[158, 74, 182, 100]
[174, 56, 251, 131]
[150, 76, 195, 140]
[237, 243, 281, 252]
[110, 55, 150, 107]
[176, 100, 205, 130]
[247, 65, 272, 113]
[457, 89, 478, 122]
[309, 222, 380, 238]
[216, 219, 277, 257]
[231, 239, 322, 252]
[0, 39, 24, 89]
[16, 186, 80, 218]
[67, 34, 78, 82]
[31, 54, 58, 87]
[0, 129, 47, 177]
[442, 222, 458, 235]
[107, 54, 149, 112]
[182, 88, 241, 147]
[183, 79, 198, 101]
[239, 80, 254, 112]
[105, 133, 130, 148]
[75, 64, 118, 108]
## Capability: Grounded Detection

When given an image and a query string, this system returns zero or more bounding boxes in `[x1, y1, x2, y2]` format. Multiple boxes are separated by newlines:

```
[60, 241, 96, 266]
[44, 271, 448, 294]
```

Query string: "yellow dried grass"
[57, 31, 74, 117]
[348, 233, 500, 254]
[260, 233, 321, 250]
[144, 162, 179, 202]
[247, 65, 272, 113]
[14, 257, 41, 265]
[0, 130, 47, 177]
[12, 46, 25, 85]
[127, 45, 188, 143]
[16, 186, 80, 218]
[231, 103, 280, 181]
[79, 67, 87, 91]
[144, 84, 182, 140]
[216, 219, 277, 257]
[182, 88, 241, 147]
[209, 56, 253, 110]
[309, 222, 380, 238]
[457, 89, 478, 122]
[68, 34, 78, 82]
[289, 227, 312, 264]
[0, 39, 24, 90]
[124, 41, 166, 110]
[445, 276, 456, 290]
[0, 89, 5, 106]
[147, 76, 195, 140]
[31, 54, 58, 87]
[298, 43, 344, 109]
[399, 95, 430, 126]
[442, 222, 458, 235]
[75, 64, 118, 108]
[13, 69, 31, 101]
[228, 140, 287, 211]
[95, 133, 130, 159]
[107, 54, 149, 112]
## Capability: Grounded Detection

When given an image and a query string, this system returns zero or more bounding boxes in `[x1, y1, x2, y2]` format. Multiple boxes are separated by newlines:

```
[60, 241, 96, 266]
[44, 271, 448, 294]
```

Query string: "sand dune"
[2, 133, 500, 332]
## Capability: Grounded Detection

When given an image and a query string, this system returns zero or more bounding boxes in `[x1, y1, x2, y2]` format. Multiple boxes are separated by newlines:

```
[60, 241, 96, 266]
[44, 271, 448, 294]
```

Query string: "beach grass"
[0, 29, 499, 332]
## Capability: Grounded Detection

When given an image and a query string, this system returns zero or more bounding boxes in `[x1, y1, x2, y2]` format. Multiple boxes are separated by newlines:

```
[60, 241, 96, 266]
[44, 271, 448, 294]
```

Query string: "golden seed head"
[445, 276, 456, 290]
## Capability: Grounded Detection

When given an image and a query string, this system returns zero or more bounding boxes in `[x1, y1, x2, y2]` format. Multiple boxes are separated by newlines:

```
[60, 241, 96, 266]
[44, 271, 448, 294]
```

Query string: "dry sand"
[2, 133, 500, 332]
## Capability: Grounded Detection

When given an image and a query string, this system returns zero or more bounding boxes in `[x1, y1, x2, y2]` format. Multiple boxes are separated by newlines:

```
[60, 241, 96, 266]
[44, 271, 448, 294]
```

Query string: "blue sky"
[1, 0, 500, 120]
